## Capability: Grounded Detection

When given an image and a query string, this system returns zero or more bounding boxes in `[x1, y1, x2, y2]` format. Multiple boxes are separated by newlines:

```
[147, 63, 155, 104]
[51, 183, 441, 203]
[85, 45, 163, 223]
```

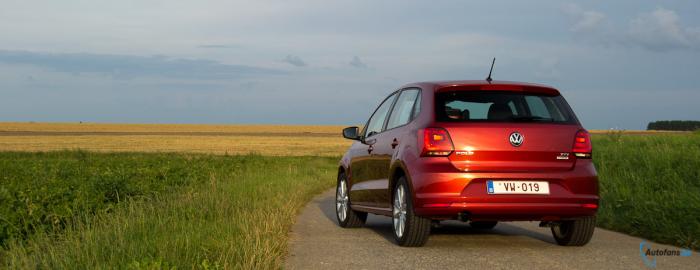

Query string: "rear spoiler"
[436, 84, 561, 96]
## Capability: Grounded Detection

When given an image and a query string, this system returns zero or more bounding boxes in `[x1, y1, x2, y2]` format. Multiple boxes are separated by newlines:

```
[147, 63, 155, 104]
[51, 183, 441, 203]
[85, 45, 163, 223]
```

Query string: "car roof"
[403, 80, 561, 95]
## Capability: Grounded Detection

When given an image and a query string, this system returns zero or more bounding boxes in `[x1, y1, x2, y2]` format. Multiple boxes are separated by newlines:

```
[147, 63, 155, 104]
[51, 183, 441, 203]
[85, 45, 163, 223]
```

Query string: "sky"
[0, 0, 699, 129]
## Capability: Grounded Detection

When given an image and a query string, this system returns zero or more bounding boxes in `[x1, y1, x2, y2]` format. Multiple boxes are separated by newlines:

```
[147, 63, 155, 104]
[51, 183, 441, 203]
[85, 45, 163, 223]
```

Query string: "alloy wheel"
[393, 185, 407, 238]
[336, 179, 349, 222]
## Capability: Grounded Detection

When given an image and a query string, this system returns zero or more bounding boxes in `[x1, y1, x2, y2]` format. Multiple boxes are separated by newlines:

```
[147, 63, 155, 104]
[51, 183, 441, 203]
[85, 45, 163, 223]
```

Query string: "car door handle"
[391, 138, 399, 149]
[367, 145, 374, 154]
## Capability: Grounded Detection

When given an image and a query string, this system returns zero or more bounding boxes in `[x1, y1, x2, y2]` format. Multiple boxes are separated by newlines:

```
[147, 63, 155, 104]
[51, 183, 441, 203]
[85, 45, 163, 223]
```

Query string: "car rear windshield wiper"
[510, 116, 554, 122]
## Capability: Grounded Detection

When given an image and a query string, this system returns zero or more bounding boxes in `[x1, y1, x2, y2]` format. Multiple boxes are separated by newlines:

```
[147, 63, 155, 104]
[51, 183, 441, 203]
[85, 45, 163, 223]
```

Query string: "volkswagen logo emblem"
[509, 132, 524, 147]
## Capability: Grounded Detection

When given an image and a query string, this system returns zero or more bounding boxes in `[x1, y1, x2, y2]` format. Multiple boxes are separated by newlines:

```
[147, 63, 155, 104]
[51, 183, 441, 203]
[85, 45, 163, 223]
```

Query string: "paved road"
[286, 189, 698, 270]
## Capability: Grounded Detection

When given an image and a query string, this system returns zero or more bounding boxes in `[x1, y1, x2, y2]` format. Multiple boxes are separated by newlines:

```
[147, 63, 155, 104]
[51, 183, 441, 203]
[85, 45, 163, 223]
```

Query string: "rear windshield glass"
[435, 91, 577, 124]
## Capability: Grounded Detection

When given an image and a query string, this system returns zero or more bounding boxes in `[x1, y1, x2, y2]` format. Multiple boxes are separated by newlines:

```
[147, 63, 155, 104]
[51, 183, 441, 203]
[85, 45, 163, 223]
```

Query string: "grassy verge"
[1, 152, 337, 269]
[1, 132, 698, 268]
[593, 133, 700, 249]
[0, 151, 211, 245]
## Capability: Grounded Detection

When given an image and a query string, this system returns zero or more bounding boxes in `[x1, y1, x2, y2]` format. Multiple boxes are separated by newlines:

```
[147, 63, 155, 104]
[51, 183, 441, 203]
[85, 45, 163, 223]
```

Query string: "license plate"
[487, 181, 549, 195]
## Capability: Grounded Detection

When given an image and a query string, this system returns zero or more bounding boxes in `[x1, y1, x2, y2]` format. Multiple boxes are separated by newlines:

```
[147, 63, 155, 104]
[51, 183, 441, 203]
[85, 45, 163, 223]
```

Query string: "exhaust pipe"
[457, 212, 470, 222]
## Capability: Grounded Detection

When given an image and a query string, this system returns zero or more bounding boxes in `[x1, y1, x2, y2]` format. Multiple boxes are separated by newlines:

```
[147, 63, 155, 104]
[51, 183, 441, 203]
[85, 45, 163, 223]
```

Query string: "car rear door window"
[364, 92, 397, 137]
[386, 89, 420, 129]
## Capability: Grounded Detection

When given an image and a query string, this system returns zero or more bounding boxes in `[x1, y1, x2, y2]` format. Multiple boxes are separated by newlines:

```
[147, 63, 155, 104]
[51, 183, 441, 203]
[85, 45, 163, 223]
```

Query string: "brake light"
[582, 203, 598, 209]
[572, 130, 592, 158]
[421, 128, 454, 156]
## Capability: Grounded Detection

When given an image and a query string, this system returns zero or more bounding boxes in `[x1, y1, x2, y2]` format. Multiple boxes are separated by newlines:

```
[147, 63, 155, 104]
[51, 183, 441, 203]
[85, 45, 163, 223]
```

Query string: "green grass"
[593, 133, 700, 250]
[0, 151, 209, 245]
[0, 152, 337, 269]
[1, 133, 698, 268]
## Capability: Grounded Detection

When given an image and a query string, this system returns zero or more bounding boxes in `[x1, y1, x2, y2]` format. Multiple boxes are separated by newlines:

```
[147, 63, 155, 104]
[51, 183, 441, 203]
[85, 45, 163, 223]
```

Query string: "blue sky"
[1, 0, 698, 129]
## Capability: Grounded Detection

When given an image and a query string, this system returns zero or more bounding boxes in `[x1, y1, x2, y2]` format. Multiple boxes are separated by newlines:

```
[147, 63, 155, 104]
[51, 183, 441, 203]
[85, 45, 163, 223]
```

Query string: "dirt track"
[285, 189, 698, 270]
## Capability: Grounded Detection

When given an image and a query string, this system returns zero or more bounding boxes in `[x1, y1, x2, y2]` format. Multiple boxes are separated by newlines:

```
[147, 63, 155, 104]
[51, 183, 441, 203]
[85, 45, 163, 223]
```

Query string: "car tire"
[336, 172, 367, 228]
[470, 221, 498, 230]
[392, 177, 431, 247]
[551, 216, 596, 246]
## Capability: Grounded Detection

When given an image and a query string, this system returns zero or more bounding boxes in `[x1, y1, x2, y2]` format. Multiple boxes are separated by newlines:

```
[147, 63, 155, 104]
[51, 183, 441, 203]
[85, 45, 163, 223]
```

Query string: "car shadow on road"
[317, 195, 556, 245]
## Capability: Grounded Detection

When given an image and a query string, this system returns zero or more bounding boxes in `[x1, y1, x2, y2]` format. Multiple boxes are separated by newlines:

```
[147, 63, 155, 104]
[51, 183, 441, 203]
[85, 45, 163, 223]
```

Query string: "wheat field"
[0, 122, 352, 156]
[0, 122, 685, 156]
[0, 122, 346, 133]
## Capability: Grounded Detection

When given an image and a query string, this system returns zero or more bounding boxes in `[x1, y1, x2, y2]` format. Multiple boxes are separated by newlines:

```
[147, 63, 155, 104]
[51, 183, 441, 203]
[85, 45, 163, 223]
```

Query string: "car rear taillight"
[572, 130, 592, 158]
[421, 127, 454, 157]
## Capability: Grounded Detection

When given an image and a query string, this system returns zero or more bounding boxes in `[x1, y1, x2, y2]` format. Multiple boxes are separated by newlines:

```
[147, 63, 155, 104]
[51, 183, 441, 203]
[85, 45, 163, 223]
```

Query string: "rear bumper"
[408, 158, 599, 221]
[416, 202, 598, 221]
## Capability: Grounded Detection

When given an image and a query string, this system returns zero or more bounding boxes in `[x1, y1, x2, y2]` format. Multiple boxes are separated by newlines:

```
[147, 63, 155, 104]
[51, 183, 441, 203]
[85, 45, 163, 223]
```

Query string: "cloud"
[281, 55, 307, 67]
[563, 5, 700, 52]
[626, 8, 700, 51]
[197, 44, 242, 49]
[0, 50, 283, 80]
[562, 3, 606, 32]
[534, 57, 560, 79]
[349, 56, 368, 68]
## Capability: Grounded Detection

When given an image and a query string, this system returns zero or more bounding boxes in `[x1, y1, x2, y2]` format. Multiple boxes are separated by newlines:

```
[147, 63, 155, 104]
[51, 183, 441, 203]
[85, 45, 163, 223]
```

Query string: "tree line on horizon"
[647, 120, 700, 131]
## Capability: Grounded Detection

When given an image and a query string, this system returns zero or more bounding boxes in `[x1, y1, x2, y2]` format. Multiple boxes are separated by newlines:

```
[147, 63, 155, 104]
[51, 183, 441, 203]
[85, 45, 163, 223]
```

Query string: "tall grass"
[1, 152, 337, 269]
[593, 133, 700, 249]
[0, 151, 210, 245]
[1, 132, 698, 268]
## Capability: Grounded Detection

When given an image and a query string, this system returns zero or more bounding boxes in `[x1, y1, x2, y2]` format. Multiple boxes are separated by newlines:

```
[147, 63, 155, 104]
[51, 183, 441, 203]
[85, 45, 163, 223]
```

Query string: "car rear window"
[435, 91, 577, 124]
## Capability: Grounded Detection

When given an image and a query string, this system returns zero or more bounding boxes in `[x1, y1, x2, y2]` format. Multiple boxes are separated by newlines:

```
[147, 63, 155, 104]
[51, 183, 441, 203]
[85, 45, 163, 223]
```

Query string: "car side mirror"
[342, 126, 361, 141]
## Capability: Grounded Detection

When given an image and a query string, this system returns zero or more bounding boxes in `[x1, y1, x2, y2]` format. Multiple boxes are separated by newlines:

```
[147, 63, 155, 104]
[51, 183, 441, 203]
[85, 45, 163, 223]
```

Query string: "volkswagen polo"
[336, 80, 598, 247]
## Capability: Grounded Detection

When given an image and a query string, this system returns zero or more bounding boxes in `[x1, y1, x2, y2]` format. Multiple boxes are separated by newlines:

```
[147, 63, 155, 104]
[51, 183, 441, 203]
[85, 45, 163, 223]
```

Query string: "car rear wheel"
[336, 172, 367, 228]
[392, 177, 431, 247]
[470, 221, 498, 229]
[551, 216, 596, 246]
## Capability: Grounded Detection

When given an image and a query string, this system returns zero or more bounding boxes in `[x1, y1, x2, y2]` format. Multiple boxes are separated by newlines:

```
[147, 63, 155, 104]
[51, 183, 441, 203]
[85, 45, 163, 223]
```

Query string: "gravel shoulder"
[285, 189, 698, 270]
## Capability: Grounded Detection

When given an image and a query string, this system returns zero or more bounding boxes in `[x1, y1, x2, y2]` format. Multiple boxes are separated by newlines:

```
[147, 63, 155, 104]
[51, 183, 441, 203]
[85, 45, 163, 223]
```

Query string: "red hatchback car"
[336, 80, 598, 247]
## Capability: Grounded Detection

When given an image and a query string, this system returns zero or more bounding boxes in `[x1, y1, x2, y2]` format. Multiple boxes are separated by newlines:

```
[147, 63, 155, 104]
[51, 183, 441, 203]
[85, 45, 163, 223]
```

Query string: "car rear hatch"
[444, 123, 580, 172]
[434, 85, 582, 173]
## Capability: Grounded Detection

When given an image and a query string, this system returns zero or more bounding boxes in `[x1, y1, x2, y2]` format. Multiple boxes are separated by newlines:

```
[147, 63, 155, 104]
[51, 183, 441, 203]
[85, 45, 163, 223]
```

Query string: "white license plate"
[487, 181, 549, 194]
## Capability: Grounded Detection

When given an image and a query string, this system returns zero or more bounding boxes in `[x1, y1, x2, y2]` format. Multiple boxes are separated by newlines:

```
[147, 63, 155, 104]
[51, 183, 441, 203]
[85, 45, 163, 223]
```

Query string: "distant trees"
[647, 121, 700, 131]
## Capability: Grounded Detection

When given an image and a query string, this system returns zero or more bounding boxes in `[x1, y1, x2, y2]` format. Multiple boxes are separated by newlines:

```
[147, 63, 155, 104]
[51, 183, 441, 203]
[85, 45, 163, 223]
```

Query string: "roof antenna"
[485, 57, 496, 83]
